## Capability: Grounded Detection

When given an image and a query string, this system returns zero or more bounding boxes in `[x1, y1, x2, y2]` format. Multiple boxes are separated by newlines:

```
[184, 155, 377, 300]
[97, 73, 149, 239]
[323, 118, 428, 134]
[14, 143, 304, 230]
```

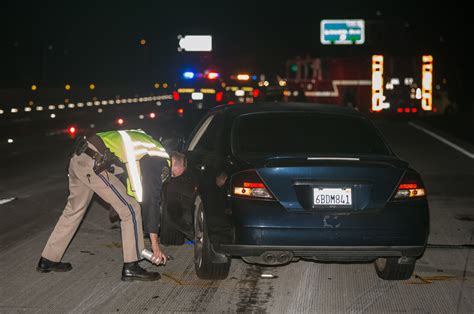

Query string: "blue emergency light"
[183, 71, 195, 79]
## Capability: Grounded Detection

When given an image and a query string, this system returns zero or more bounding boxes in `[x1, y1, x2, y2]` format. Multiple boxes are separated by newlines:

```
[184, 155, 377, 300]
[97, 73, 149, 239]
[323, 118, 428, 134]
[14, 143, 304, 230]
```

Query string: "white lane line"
[0, 197, 16, 205]
[409, 121, 474, 159]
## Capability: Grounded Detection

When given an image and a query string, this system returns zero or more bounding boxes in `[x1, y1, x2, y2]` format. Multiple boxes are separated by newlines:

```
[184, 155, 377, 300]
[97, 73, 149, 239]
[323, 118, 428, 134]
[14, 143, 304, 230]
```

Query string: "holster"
[74, 136, 88, 156]
[92, 149, 116, 175]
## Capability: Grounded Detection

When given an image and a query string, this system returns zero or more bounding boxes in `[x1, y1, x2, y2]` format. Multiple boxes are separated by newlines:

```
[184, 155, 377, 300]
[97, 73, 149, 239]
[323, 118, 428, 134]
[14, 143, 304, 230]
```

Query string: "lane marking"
[409, 121, 474, 159]
[0, 197, 16, 205]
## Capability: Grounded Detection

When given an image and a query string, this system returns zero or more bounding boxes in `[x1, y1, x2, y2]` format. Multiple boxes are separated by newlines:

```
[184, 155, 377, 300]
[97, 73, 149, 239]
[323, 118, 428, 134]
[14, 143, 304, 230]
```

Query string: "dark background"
[1, 0, 471, 111]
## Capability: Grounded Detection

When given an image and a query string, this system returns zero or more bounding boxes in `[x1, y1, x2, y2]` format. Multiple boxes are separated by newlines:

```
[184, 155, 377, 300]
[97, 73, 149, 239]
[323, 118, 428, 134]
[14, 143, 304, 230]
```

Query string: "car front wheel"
[194, 197, 231, 280]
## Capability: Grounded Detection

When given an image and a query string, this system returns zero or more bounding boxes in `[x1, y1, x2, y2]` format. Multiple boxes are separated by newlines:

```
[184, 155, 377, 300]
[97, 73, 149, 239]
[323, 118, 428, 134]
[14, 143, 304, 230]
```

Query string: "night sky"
[1, 0, 471, 105]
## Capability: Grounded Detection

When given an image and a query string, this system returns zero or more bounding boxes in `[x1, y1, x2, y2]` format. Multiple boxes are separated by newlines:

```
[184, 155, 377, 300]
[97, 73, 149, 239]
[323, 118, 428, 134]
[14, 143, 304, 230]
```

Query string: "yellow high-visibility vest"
[97, 129, 170, 202]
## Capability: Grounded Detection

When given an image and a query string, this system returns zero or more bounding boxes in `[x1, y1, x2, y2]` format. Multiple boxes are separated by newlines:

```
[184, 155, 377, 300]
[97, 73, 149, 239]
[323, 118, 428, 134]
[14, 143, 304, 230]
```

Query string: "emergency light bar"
[183, 71, 195, 79]
[237, 74, 250, 81]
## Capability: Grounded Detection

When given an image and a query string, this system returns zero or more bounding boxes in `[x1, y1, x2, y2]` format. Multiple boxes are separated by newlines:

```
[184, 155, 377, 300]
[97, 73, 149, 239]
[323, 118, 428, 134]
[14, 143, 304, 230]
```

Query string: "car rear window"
[234, 112, 390, 156]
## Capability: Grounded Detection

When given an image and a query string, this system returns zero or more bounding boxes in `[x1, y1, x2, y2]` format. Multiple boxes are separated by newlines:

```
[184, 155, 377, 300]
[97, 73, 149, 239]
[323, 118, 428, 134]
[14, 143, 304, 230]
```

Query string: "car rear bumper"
[214, 244, 425, 264]
[230, 199, 429, 247]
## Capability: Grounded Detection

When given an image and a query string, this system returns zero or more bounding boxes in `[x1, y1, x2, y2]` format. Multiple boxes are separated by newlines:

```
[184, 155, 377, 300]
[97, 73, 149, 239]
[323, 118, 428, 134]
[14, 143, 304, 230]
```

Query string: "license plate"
[235, 90, 245, 96]
[313, 188, 352, 207]
[191, 92, 204, 100]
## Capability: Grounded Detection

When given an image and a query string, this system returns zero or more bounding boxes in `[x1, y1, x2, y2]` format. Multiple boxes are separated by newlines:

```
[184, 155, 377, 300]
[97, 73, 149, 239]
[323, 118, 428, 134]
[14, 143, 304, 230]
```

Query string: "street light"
[65, 84, 71, 91]
[89, 83, 95, 90]
[31, 84, 38, 91]
[140, 39, 146, 46]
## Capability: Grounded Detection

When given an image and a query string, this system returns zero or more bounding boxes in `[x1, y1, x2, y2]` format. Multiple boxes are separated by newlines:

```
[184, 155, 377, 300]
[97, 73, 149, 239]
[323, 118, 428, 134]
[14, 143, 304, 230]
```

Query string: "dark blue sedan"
[160, 102, 429, 280]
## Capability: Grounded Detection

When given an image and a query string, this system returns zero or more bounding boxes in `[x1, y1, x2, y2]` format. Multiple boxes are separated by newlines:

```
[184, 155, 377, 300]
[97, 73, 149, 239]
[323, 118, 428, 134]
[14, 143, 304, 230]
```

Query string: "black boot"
[37, 257, 72, 273]
[121, 261, 161, 281]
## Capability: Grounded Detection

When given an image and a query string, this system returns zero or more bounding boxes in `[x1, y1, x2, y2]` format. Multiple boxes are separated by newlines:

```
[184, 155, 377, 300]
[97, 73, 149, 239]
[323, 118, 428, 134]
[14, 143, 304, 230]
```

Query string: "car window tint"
[235, 112, 390, 156]
[188, 115, 215, 151]
[192, 114, 223, 153]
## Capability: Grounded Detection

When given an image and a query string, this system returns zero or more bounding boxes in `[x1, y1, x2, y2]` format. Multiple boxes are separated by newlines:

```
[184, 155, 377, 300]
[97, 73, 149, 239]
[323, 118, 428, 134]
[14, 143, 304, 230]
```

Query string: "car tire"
[374, 257, 415, 280]
[194, 197, 231, 280]
[159, 198, 185, 246]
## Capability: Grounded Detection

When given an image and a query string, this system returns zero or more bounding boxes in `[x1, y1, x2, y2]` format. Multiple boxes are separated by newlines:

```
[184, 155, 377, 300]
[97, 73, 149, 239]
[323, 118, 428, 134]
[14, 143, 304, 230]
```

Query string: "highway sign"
[178, 35, 212, 52]
[321, 20, 365, 45]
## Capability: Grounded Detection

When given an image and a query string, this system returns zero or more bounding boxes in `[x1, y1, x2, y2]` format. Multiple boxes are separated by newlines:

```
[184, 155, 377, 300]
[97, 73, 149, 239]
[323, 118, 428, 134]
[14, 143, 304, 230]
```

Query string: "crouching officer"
[37, 129, 186, 281]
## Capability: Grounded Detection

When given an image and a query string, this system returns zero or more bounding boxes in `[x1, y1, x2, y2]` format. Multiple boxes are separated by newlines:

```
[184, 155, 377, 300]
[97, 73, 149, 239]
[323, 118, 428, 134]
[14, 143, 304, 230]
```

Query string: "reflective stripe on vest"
[97, 130, 170, 202]
[118, 131, 144, 202]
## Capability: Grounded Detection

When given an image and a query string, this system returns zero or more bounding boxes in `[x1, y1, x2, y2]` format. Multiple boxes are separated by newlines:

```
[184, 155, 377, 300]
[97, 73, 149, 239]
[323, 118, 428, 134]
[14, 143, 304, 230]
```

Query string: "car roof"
[210, 102, 365, 118]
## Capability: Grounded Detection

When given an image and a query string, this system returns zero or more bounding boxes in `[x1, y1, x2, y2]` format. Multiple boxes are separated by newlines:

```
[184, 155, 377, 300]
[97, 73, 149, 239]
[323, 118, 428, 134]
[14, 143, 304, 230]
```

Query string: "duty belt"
[83, 146, 100, 160]
[76, 135, 120, 174]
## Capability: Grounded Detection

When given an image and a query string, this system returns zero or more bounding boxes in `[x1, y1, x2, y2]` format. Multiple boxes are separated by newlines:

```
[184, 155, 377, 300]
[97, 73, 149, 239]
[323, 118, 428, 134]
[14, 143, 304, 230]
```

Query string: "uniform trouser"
[41, 146, 144, 263]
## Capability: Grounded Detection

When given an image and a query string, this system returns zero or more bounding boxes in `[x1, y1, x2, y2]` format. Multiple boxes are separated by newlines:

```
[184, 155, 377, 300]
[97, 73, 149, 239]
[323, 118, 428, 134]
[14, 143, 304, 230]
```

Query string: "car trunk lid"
[240, 155, 406, 211]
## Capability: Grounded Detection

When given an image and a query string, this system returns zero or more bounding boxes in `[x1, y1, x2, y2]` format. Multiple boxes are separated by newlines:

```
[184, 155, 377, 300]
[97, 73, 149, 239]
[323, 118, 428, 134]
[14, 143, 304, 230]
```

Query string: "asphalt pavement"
[0, 114, 473, 313]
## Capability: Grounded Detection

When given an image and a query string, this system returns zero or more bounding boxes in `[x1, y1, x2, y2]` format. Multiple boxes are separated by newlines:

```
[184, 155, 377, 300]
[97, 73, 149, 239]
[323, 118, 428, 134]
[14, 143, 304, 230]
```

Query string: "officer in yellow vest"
[37, 129, 186, 281]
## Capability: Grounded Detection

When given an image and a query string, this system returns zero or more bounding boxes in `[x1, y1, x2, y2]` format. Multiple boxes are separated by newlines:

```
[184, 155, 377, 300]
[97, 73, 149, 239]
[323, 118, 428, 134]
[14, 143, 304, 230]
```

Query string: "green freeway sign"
[321, 19, 365, 45]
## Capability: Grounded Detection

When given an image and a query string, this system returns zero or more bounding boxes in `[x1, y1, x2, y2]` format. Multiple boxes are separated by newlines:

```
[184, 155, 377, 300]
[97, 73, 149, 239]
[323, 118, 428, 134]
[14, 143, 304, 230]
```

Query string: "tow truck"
[283, 55, 456, 115]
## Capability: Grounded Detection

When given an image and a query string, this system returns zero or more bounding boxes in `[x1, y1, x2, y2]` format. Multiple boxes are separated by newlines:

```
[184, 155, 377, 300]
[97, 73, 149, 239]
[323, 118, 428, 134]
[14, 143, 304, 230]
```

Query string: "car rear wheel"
[194, 197, 231, 280]
[159, 198, 185, 246]
[374, 257, 415, 280]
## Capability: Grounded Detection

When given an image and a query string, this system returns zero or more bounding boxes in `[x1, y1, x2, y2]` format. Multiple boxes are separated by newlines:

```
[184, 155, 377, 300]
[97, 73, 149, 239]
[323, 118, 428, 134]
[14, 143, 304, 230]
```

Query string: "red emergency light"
[207, 72, 219, 80]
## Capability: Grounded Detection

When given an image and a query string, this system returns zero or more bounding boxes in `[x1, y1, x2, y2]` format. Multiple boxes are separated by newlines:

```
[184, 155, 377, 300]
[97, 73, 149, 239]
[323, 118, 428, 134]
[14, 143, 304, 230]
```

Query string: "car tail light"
[252, 89, 260, 98]
[177, 108, 184, 114]
[397, 108, 403, 113]
[411, 108, 417, 113]
[216, 92, 223, 102]
[117, 118, 124, 125]
[392, 172, 426, 200]
[404, 108, 410, 113]
[173, 91, 180, 101]
[231, 170, 274, 200]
